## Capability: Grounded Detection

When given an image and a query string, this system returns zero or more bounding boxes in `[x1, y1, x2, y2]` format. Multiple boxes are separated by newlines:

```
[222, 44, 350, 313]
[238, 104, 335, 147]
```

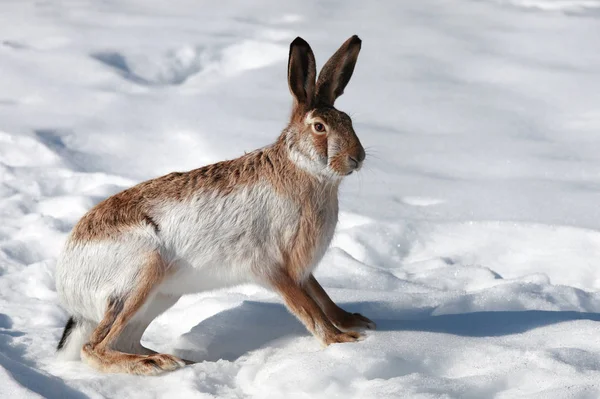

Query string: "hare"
[55, 35, 375, 375]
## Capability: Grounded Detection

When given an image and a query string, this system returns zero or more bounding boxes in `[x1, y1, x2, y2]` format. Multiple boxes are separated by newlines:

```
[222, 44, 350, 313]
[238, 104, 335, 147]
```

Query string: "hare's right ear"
[315, 35, 361, 106]
[288, 37, 316, 113]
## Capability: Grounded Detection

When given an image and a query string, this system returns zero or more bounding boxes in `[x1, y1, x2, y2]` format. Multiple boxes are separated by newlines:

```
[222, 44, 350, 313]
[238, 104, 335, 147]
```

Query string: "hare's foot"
[82, 345, 185, 375]
[305, 274, 376, 332]
[329, 310, 376, 332]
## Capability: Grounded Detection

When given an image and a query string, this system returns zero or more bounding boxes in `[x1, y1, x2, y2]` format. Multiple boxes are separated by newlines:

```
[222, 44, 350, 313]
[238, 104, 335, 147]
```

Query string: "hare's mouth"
[345, 156, 362, 175]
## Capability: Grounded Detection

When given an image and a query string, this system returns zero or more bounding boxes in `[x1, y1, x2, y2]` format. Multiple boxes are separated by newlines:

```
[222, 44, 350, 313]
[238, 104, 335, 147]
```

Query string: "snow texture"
[2, 0, 600, 397]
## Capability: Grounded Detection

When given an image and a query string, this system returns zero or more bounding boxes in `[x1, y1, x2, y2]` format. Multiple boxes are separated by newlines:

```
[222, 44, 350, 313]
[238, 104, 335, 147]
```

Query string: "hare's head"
[284, 36, 364, 179]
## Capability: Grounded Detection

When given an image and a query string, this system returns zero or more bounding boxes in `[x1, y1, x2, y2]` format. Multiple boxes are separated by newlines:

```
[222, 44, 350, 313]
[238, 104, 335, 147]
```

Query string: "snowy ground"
[2, 0, 600, 397]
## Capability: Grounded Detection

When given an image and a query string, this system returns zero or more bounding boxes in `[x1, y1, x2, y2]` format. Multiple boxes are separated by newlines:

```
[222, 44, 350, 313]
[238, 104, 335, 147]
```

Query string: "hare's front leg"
[270, 272, 361, 345]
[305, 274, 376, 331]
[81, 252, 186, 375]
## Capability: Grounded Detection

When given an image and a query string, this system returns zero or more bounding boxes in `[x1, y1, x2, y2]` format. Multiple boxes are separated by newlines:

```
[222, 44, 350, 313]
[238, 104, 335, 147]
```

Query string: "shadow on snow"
[175, 300, 600, 362]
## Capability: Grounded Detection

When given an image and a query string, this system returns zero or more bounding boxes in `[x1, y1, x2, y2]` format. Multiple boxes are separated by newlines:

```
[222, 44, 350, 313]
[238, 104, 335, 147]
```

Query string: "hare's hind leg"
[81, 252, 185, 375]
[115, 293, 182, 356]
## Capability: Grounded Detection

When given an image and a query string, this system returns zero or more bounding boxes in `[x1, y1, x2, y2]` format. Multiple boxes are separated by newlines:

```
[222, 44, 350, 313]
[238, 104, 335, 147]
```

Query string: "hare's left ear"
[288, 37, 317, 111]
[315, 35, 362, 106]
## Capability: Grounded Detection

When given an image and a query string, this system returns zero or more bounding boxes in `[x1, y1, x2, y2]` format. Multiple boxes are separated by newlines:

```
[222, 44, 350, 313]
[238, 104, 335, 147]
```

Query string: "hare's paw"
[131, 354, 186, 375]
[326, 331, 363, 345]
[331, 311, 376, 331]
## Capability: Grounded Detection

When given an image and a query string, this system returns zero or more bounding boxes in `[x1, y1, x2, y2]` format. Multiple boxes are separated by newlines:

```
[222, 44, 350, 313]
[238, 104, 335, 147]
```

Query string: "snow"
[1, 0, 600, 397]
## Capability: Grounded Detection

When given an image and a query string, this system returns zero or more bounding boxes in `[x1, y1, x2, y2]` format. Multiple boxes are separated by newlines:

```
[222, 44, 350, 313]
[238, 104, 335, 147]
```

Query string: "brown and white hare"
[55, 35, 375, 375]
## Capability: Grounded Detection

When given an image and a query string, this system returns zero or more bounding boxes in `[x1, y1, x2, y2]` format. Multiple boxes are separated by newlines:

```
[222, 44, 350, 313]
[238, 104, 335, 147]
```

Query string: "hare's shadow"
[172, 301, 308, 362]
[172, 300, 600, 363]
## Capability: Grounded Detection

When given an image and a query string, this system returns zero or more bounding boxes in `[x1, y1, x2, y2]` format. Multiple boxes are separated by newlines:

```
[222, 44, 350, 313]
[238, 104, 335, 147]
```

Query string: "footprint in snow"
[90, 40, 287, 87]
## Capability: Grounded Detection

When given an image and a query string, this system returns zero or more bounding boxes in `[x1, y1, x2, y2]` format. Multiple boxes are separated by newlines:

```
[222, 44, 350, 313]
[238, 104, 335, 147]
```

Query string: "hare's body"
[57, 146, 338, 321]
[56, 36, 375, 375]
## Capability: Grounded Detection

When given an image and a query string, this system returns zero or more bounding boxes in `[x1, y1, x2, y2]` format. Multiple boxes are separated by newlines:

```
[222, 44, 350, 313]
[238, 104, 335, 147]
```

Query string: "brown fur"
[69, 131, 343, 247]
[281, 180, 338, 282]
[70, 148, 279, 242]
[81, 251, 184, 375]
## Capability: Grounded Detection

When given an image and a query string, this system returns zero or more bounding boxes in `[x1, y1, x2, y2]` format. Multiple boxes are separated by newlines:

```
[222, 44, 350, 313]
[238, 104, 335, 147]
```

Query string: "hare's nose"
[357, 147, 366, 163]
[348, 146, 365, 172]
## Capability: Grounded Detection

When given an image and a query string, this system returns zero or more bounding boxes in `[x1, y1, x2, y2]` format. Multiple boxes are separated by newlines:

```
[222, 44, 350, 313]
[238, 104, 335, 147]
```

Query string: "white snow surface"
[1, 0, 600, 398]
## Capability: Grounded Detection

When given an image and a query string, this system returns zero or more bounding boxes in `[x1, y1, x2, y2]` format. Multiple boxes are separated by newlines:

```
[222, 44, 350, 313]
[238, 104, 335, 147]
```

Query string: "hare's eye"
[313, 123, 326, 134]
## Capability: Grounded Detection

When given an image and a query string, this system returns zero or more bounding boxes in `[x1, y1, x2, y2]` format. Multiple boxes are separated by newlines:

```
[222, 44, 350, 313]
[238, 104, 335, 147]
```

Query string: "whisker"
[364, 146, 382, 155]
[348, 111, 361, 119]
[364, 153, 382, 161]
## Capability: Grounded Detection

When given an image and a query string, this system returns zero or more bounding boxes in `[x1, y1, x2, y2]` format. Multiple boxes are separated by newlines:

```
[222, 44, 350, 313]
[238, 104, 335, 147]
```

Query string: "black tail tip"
[57, 316, 76, 350]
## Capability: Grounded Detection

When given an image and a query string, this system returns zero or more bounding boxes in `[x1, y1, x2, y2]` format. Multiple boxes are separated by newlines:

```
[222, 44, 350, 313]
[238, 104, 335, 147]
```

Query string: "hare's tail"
[56, 316, 95, 360]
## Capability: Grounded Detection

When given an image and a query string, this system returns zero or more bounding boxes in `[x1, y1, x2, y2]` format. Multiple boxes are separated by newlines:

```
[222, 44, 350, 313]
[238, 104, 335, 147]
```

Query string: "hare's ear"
[316, 35, 361, 106]
[288, 37, 317, 112]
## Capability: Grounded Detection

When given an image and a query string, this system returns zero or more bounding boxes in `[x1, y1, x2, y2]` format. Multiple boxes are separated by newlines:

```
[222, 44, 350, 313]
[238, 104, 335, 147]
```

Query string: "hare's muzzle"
[347, 146, 366, 174]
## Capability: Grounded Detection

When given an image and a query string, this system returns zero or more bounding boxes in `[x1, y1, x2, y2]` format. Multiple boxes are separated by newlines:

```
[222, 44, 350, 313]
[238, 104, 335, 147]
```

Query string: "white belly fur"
[155, 183, 301, 293]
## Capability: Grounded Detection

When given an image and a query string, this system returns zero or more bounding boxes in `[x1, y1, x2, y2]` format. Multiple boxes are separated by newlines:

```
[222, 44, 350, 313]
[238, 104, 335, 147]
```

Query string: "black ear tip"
[291, 37, 310, 48]
[349, 35, 362, 45]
